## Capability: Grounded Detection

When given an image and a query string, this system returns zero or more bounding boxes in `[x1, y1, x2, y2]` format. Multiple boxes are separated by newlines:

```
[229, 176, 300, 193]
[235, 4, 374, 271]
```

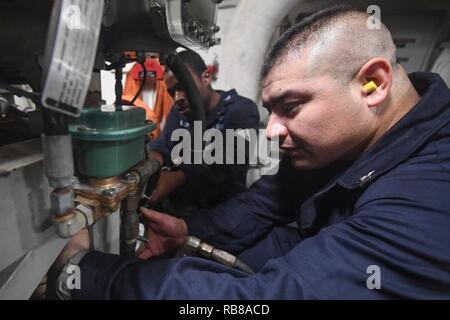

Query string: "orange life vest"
[123, 62, 174, 140]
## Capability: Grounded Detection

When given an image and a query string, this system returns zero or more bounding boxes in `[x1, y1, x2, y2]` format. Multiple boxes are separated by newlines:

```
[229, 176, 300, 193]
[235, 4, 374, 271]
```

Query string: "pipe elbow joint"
[54, 204, 95, 238]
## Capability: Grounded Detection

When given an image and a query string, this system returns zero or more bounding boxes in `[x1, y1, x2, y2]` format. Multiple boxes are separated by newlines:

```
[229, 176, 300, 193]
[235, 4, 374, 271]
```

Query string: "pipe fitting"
[132, 158, 161, 182]
[53, 203, 95, 238]
[178, 236, 254, 274]
[50, 188, 74, 216]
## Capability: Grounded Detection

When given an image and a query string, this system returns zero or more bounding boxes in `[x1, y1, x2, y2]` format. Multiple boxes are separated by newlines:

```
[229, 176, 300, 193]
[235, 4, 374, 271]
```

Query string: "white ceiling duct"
[431, 43, 450, 87]
[217, 0, 302, 103]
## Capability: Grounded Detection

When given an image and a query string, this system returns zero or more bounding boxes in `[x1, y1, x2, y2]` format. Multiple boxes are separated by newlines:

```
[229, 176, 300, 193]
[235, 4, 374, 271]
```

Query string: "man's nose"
[266, 115, 288, 140]
[175, 91, 186, 102]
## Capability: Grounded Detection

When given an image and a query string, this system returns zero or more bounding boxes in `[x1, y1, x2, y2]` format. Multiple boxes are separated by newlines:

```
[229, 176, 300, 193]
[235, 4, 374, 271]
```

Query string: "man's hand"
[43, 228, 90, 299]
[147, 170, 187, 206]
[138, 207, 188, 260]
[53, 228, 90, 272]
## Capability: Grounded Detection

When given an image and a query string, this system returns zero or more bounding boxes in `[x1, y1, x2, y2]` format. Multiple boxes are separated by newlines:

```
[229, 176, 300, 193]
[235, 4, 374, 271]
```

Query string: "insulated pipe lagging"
[41, 108, 76, 233]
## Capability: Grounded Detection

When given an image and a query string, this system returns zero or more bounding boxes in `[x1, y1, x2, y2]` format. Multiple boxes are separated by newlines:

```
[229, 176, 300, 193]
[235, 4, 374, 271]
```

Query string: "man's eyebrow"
[263, 89, 309, 108]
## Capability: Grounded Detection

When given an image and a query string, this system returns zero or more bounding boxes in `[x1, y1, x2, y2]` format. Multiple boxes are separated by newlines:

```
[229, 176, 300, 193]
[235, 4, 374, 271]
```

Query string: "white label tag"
[41, 0, 104, 117]
[100, 104, 115, 112]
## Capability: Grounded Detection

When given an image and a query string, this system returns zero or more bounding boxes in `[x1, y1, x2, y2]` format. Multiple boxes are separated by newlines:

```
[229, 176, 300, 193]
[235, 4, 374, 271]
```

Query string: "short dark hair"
[178, 49, 208, 76]
[261, 5, 361, 80]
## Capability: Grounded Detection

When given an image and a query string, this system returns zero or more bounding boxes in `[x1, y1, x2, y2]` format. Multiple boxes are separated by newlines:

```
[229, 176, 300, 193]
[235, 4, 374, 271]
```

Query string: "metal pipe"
[132, 158, 161, 183]
[179, 236, 255, 274]
[119, 158, 161, 256]
[120, 195, 140, 257]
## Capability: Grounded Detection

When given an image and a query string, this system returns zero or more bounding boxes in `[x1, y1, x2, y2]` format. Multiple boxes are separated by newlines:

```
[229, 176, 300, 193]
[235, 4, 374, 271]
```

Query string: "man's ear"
[355, 58, 393, 108]
[202, 70, 212, 86]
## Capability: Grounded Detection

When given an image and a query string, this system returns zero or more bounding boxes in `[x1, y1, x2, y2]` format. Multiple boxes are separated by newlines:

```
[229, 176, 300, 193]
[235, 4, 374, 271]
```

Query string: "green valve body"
[69, 106, 155, 178]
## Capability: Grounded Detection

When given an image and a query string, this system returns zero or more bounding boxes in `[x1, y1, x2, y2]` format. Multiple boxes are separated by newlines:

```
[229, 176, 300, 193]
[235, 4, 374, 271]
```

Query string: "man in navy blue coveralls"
[63, 6, 450, 299]
[145, 50, 260, 213]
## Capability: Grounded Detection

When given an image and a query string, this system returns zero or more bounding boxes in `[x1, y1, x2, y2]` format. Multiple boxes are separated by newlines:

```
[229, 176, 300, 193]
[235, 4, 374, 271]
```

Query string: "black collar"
[337, 72, 450, 189]
[205, 89, 238, 127]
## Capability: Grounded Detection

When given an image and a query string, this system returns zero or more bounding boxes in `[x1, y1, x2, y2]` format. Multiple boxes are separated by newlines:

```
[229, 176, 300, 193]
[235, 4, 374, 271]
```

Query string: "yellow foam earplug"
[363, 81, 378, 94]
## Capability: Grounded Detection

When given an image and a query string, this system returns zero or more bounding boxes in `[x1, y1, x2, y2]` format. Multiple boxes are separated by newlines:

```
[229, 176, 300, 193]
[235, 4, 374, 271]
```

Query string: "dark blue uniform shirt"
[74, 73, 450, 299]
[148, 89, 260, 207]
